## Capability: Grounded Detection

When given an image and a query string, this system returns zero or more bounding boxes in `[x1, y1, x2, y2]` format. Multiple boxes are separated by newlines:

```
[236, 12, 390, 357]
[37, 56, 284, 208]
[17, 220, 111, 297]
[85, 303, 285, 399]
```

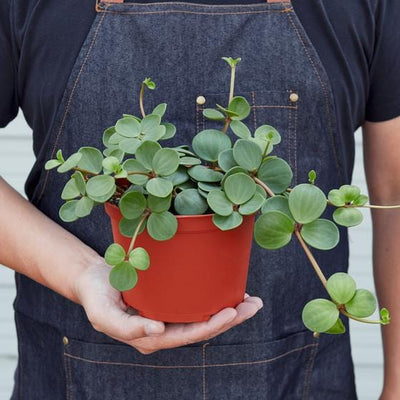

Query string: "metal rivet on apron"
[196, 96, 206, 105]
[313, 332, 320, 339]
[62, 336, 69, 346]
[289, 93, 299, 103]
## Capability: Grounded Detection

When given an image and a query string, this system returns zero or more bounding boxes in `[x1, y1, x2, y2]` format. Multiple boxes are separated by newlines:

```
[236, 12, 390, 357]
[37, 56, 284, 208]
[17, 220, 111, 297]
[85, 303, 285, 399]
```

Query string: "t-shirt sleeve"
[365, 0, 400, 122]
[0, 0, 18, 128]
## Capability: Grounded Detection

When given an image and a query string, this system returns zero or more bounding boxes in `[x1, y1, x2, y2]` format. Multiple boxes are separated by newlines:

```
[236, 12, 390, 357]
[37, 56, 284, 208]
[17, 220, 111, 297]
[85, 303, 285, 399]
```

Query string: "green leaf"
[72, 171, 86, 195]
[187, 165, 224, 183]
[255, 184, 267, 199]
[123, 159, 149, 185]
[380, 308, 390, 324]
[326, 272, 357, 304]
[86, 175, 116, 203]
[75, 196, 94, 217]
[174, 189, 208, 215]
[261, 196, 293, 220]
[203, 109, 225, 121]
[221, 56, 241, 67]
[179, 156, 201, 166]
[192, 129, 231, 162]
[164, 166, 189, 186]
[147, 211, 178, 241]
[76, 147, 104, 174]
[288, 184, 327, 224]
[145, 125, 166, 142]
[256, 158, 293, 194]
[345, 289, 377, 318]
[216, 104, 239, 118]
[324, 317, 346, 334]
[152, 148, 180, 176]
[302, 299, 339, 333]
[102, 156, 120, 173]
[105, 243, 126, 266]
[308, 170, 317, 185]
[254, 125, 281, 145]
[340, 185, 361, 203]
[198, 182, 220, 192]
[109, 133, 125, 145]
[119, 138, 141, 154]
[224, 173, 256, 204]
[160, 122, 176, 140]
[129, 247, 150, 270]
[146, 177, 173, 197]
[230, 120, 251, 139]
[328, 189, 346, 207]
[103, 126, 116, 147]
[221, 166, 247, 187]
[152, 103, 167, 118]
[353, 194, 369, 206]
[119, 191, 147, 219]
[61, 179, 80, 200]
[56, 149, 65, 163]
[119, 216, 147, 238]
[140, 114, 161, 135]
[213, 211, 243, 231]
[254, 211, 294, 250]
[218, 149, 237, 172]
[232, 139, 263, 171]
[239, 193, 265, 215]
[147, 193, 171, 213]
[57, 153, 82, 173]
[333, 208, 364, 227]
[136, 141, 162, 170]
[109, 262, 138, 291]
[300, 219, 340, 250]
[228, 96, 250, 121]
[207, 190, 234, 216]
[143, 77, 156, 90]
[45, 159, 62, 170]
[59, 200, 79, 222]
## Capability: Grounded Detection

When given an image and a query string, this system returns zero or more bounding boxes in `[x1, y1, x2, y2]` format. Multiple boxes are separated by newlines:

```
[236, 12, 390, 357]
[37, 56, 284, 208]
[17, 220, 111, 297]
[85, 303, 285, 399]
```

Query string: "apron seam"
[301, 339, 319, 400]
[202, 343, 209, 400]
[251, 91, 257, 129]
[97, 9, 292, 16]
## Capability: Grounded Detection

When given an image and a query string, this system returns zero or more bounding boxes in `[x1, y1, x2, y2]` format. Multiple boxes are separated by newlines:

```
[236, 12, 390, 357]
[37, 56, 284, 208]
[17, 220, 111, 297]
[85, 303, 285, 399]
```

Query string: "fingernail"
[257, 301, 264, 310]
[145, 322, 163, 336]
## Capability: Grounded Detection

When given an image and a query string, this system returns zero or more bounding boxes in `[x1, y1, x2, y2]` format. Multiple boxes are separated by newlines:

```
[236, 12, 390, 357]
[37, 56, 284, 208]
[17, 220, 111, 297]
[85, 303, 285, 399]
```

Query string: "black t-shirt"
[1, 0, 400, 197]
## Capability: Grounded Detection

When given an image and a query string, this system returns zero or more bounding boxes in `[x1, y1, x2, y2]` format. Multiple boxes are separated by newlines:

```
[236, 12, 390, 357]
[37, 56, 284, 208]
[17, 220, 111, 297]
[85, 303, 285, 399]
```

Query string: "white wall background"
[0, 114, 383, 399]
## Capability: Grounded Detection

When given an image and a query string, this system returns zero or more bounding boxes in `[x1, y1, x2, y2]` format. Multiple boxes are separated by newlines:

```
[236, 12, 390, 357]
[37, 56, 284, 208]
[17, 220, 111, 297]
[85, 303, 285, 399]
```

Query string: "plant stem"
[262, 140, 271, 158]
[139, 84, 146, 118]
[73, 167, 99, 177]
[294, 229, 328, 288]
[127, 212, 150, 254]
[229, 66, 236, 104]
[359, 204, 400, 210]
[127, 171, 151, 176]
[253, 177, 275, 198]
[222, 117, 231, 134]
[340, 309, 383, 325]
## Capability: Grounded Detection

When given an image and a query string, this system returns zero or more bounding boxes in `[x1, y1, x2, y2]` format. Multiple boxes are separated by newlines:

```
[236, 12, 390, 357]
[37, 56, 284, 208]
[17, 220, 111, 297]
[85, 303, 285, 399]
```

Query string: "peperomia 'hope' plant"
[46, 57, 395, 335]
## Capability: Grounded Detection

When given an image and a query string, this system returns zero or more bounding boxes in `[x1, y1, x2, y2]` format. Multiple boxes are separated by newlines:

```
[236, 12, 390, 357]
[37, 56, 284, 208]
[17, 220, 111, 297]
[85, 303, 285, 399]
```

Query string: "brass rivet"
[62, 336, 69, 346]
[196, 96, 206, 105]
[290, 93, 299, 103]
[313, 332, 320, 339]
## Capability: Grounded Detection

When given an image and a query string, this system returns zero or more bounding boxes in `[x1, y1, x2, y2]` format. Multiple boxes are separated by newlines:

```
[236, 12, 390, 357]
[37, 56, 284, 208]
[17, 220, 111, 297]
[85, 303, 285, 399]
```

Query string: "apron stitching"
[251, 91, 257, 129]
[202, 343, 209, 400]
[252, 105, 297, 109]
[293, 103, 299, 184]
[63, 351, 73, 400]
[287, 12, 343, 182]
[102, 2, 292, 9]
[97, 9, 292, 16]
[63, 343, 317, 368]
[196, 103, 200, 134]
[37, 11, 108, 202]
[301, 339, 319, 400]
[288, 101, 292, 174]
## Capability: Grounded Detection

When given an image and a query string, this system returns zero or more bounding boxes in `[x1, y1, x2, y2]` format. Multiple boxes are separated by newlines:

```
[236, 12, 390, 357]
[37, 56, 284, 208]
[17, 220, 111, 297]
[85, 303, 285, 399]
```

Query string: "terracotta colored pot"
[104, 203, 255, 323]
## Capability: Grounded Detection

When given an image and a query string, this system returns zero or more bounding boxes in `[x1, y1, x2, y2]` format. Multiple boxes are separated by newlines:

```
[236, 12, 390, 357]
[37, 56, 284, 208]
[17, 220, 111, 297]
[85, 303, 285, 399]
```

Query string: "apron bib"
[13, 1, 357, 398]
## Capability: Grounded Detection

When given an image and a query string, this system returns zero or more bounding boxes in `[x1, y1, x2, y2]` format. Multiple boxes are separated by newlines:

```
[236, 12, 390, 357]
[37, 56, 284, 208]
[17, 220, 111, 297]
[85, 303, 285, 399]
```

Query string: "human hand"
[74, 260, 263, 354]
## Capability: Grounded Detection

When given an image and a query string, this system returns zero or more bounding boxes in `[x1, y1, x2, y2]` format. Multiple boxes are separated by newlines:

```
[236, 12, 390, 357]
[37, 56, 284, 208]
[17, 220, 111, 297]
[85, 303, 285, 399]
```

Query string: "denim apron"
[12, 1, 357, 398]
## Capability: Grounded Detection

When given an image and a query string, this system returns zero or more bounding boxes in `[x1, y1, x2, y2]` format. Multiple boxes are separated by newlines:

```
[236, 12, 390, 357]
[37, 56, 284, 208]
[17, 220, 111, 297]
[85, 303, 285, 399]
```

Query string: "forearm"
[0, 177, 102, 303]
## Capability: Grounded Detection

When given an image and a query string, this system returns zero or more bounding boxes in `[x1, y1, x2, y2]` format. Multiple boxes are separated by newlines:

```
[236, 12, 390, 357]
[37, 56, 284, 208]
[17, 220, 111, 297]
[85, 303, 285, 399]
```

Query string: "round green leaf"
[198, 182, 220, 192]
[160, 122, 176, 140]
[119, 216, 147, 238]
[147, 211, 178, 241]
[129, 247, 150, 270]
[301, 219, 340, 250]
[86, 175, 116, 203]
[72, 171, 86, 195]
[230, 120, 251, 139]
[61, 179, 80, 200]
[326, 272, 357, 304]
[105, 243, 126, 266]
[221, 166, 247, 187]
[207, 190, 234, 216]
[256, 158, 293, 194]
[103, 126, 116, 147]
[174, 189, 208, 215]
[261, 196, 293, 220]
[152, 148, 180, 176]
[148, 193, 171, 213]
[146, 177, 173, 197]
[145, 125, 166, 142]
[123, 159, 149, 185]
[152, 103, 167, 118]
[109, 133, 125, 145]
[119, 138, 141, 155]
[212, 211, 243, 231]
[254, 125, 281, 145]
[345, 289, 377, 318]
[136, 141, 162, 170]
[59, 200, 79, 222]
[119, 191, 147, 219]
[340, 185, 361, 202]
[115, 117, 141, 138]
[188, 165, 224, 183]
[164, 166, 189, 186]
[228, 96, 250, 120]
[102, 156, 120, 173]
[288, 184, 327, 224]
[255, 184, 267, 199]
[218, 149, 237, 172]
[333, 208, 364, 227]
[77, 147, 104, 174]
[179, 156, 201, 166]
[302, 299, 339, 333]
[254, 211, 294, 250]
[232, 139, 263, 172]
[239, 193, 265, 215]
[57, 152, 82, 173]
[75, 196, 94, 218]
[109, 262, 138, 292]
[328, 189, 345, 207]
[353, 194, 369, 206]
[203, 109, 225, 121]
[192, 129, 232, 162]
[224, 173, 256, 205]
[45, 159, 62, 170]
[324, 317, 346, 334]
[140, 114, 161, 134]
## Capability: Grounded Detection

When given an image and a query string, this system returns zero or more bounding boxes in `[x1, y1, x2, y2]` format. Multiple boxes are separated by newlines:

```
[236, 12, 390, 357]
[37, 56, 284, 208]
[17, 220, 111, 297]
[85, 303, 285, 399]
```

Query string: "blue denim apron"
[12, 1, 357, 398]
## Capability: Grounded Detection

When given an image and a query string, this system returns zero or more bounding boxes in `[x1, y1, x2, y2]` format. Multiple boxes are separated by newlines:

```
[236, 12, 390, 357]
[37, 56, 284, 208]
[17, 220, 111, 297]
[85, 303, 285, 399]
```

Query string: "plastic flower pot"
[105, 203, 255, 323]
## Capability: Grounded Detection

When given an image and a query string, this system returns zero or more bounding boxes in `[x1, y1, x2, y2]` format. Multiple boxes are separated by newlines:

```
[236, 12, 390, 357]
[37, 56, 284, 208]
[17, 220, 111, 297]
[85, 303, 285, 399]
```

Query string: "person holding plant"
[1, 0, 400, 399]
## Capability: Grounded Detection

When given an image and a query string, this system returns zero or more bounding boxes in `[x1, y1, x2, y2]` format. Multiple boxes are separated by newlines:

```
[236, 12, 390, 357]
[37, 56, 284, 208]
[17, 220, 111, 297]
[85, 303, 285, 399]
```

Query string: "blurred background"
[0, 114, 383, 399]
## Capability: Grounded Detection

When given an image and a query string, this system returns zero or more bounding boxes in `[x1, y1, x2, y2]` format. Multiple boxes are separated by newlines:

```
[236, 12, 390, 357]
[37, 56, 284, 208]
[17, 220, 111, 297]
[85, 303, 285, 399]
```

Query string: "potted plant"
[45, 57, 393, 335]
